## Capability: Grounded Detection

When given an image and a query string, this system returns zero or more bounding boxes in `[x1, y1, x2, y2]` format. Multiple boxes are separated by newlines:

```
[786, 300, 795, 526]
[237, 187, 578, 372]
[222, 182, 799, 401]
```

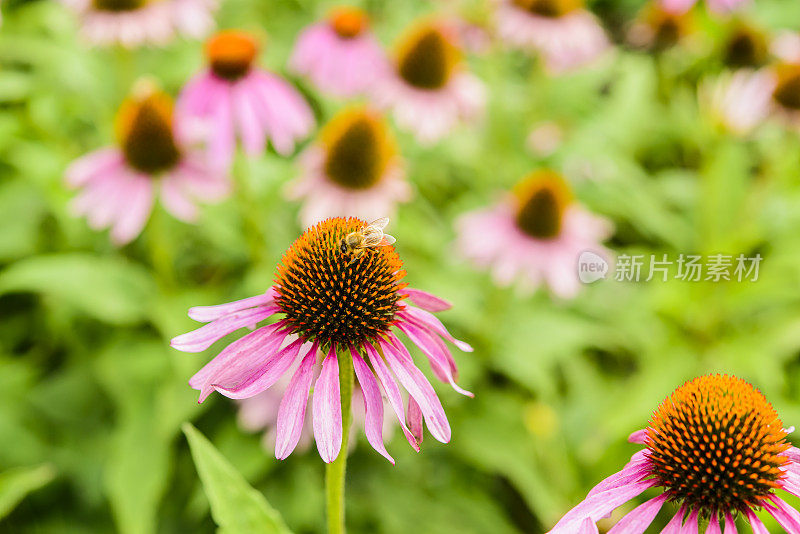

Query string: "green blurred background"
[3, 0, 800, 532]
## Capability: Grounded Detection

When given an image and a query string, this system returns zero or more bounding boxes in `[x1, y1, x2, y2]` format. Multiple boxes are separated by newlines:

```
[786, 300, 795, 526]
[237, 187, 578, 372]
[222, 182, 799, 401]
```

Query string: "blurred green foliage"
[2, 0, 800, 532]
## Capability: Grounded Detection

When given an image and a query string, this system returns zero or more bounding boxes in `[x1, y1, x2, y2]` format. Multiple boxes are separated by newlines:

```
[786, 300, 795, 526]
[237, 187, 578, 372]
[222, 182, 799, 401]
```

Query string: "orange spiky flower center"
[512, 0, 582, 18]
[329, 6, 369, 39]
[92, 0, 146, 12]
[722, 24, 768, 69]
[321, 107, 395, 190]
[207, 30, 259, 81]
[645, 374, 790, 516]
[274, 217, 407, 347]
[396, 22, 460, 90]
[513, 170, 572, 240]
[773, 63, 800, 111]
[116, 82, 181, 175]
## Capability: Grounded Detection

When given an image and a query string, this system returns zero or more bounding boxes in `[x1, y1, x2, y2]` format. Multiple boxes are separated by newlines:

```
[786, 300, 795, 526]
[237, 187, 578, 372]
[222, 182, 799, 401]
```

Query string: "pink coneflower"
[548, 374, 800, 533]
[171, 217, 473, 463]
[65, 82, 228, 245]
[238, 376, 395, 453]
[372, 19, 485, 145]
[176, 30, 315, 170]
[286, 106, 410, 228]
[494, 0, 609, 74]
[719, 22, 769, 70]
[660, 0, 749, 15]
[701, 69, 774, 136]
[61, 0, 217, 48]
[456, 170, 611, 298]
[628, 2, 694, 52]
[290, 7, 389, 98]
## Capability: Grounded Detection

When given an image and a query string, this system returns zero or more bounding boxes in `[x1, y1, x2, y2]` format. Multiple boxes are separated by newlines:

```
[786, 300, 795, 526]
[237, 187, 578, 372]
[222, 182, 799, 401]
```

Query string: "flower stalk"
[325, 347, 354, 534]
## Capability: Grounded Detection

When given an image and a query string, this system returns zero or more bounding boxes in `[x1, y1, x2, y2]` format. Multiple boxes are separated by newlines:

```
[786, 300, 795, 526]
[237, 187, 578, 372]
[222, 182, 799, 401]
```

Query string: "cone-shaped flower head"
[65, 80, 228, 244]
[372, 19, 485, 145]
[548, 374, 800, 533]
[288, 106, 409, 227]
[721, 22, 768, 70]
[457, 170, 611, 298]
[172, 217, 473, 463]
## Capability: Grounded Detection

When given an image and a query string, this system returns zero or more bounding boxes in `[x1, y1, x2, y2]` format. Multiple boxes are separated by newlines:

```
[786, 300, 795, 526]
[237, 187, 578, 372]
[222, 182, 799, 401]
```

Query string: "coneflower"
[176, 30, 314, 170]
[286, 106, 410, 227]
[549, 374, 800, 533]
[65, 81, 228, 245]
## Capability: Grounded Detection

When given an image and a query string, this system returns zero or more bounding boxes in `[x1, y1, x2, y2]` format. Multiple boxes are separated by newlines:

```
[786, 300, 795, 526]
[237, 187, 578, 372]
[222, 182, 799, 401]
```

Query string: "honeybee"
[339, 217, 396, 264]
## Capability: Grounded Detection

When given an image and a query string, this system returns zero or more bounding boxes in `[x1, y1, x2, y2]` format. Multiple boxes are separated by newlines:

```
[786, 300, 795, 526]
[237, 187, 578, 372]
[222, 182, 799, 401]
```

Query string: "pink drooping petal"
[399, 306, 473, 352]
[363, 342, 420, 451]
[745, 509, 768, 534]
[350, 347, 394, 464]
[586, 450, 650, 498]
[274, 343, 319, 460]
[110, 174, 156, 246]
[211, 337, 306, 399]
[706, 513, 721, 534]
[724, 512, 738, 533]
[380, 339, 450, 444]
[681, 509, 699, 534]
[547, 478, 657, 533]
[661, 506, 687, 534]
[577, 518, 598, 534]
[628, 429, 647, 444]
[171, 305, 279, 352]
[160, 172, 200, 222]
[188, 323, 288, 401]
[765, 495, 800, 533]
[187, 289, 277, 322]
[313, 348, 343, 463]
[407, 395, 424, 444]
[393, 324, 472, 397]
[403, 288, 452, 312]
[208, 84, 236, 170]
[65, 148, 125, 188]
[607, 493, 668, 534]
[233, 78, 267, 156]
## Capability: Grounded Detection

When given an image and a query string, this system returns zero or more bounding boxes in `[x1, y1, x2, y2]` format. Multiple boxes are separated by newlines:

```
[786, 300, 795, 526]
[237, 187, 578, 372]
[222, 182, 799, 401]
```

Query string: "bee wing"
[367, 217, 390, 231]
[362, 233, 384, 247]
[378, 234, 396, 246]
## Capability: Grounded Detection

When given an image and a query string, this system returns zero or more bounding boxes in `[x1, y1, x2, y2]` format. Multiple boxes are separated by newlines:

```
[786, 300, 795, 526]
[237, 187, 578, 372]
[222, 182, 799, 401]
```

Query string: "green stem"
[147, 207, 175, 290]
[234, 157, 267, 264]
[325, 349, 354, 534]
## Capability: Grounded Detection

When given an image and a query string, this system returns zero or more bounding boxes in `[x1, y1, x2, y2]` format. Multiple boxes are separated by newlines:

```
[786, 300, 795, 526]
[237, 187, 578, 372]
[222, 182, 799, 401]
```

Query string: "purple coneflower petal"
[724, 513, 737, 533]
[404, 288, 452, 312]
[350, 347, 394, 464]
[380, 339, 451, 443]
[764, 496, 800, 532]
[706, 513, 721, 534]
[547, 478, 657, 533]
[211, 337, 306, 399]
[188, 289, 277, 322]
[400, 306, 473, 352]
[171, 305, 279, 352]
[274, 343, 318, 460]
[586, 450, 649, 498]
[682, 509, 699, 534]
[65, 148, 125, 188]
[363, 342, 420, 451]
[745, 509, 768, 533]
[233, 80, 267, 156]
[407, 396, 424, 444]
[313, 348, 342, 463]
[208, 85, 236, 170]
[578, 518, 598, 534]
[607, 493, 668, 534]
[627, 429, 647, 444]
[394, 323, 473, 397]
[661, 505, 687, 533]
[160, 173, 200, 222]
[110, 176, 155, 246]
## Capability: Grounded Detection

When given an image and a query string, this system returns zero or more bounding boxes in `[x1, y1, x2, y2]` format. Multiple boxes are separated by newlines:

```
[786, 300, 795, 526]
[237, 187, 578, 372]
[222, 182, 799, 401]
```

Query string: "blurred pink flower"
[701, 69, 774, 135]
[457, 170, 611, 298]
[61, 0, 217, 48]
[171, 217, 472, 463]
[772, 31, 800, 64]
[289, 7, 389, 98]
[495, 0, 609, 74]
[373, 19, 485, 145]
[660, 0, 748, 15]
[286, 106, 410, 227]
[548, 375, 800, 534]
[176, 30, 314, 170]
[65, 82, 228, 245]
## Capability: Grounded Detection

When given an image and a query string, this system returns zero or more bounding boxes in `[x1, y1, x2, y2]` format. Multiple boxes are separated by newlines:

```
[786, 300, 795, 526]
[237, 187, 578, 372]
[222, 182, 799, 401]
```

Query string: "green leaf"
[0, 464, 56, 520]
[0, 253, 156, 325]
[183, 423, 292, 534]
